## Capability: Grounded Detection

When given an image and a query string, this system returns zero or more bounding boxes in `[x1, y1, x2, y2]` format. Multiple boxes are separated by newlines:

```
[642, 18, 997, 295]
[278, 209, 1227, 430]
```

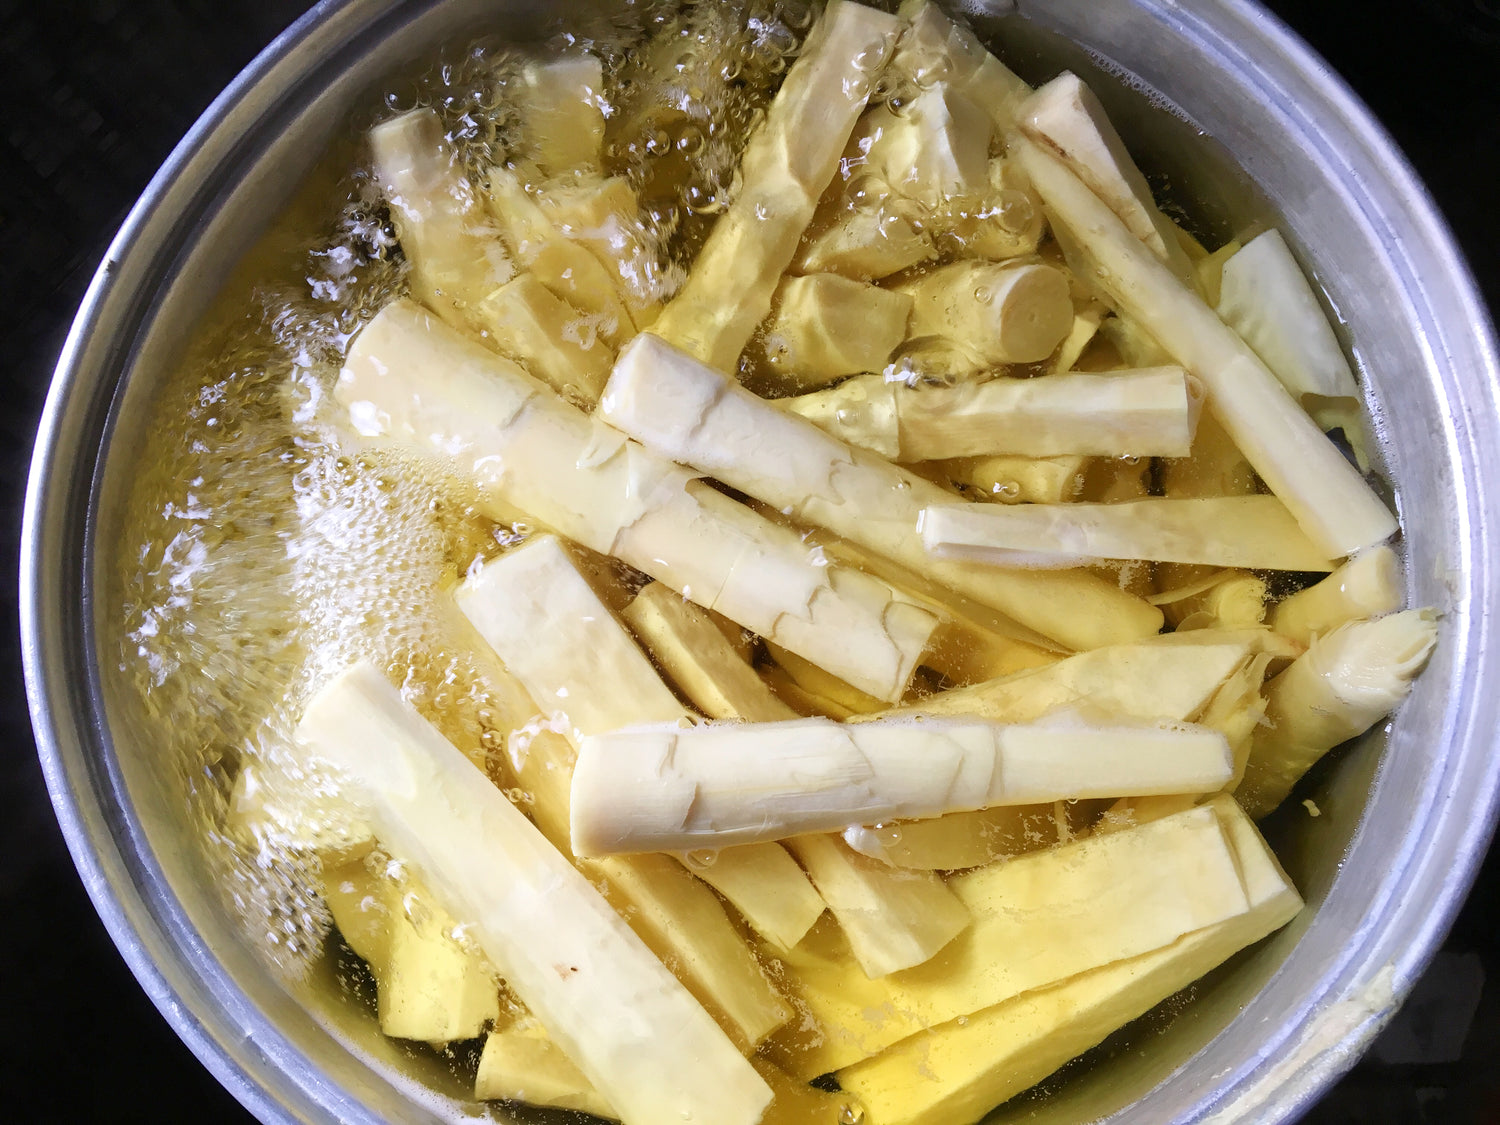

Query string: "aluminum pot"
[21, 0, 1500, 1121]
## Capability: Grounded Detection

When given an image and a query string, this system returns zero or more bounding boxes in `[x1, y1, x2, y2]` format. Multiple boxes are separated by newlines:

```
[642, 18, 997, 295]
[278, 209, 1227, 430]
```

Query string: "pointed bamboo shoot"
[1269, 546, 1403, 646]
[1239, 609, 1437, 818]
[782, 367, 1201, 461]
[293, 664, 772, 1125]
[649, 0, 901, 370]
[921, 496, 1336, 571]
[1014, 135, 1396, 558]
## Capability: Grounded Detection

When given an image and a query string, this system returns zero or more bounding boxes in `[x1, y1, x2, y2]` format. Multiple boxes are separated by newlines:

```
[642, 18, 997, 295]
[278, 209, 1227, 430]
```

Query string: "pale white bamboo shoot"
[1015, 135, 1396, 558]
[340, 300, 937, 701]
[293, 664, 772, 1125]
[650, 0, 901, 370]
[921, 496, 1336, 571]
[604, 330, 1163, 652]
[569, 715, 1232, 855]
[901, 260, 1074, 368]
[763, 273, 913, 387]
[1270, 546, 1403, 646]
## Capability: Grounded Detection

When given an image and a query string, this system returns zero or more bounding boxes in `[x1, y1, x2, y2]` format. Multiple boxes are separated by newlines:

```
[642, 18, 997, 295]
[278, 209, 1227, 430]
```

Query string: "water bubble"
[995, 189, 1034, 233]
[645, 129, 672, 156]
[853, 38, 889, 72]
[684, 184, 726, 215]
[839, 1104, 866, 1125]
[994, 480, 1022, 501]
[973, 285, 993, 303]
[676, 124, 706, 156]
[685, 848, 720, 869]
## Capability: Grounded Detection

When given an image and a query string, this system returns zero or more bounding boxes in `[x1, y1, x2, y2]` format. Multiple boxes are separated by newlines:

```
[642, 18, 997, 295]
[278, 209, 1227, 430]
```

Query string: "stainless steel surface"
[20, 1, 1500, 1124]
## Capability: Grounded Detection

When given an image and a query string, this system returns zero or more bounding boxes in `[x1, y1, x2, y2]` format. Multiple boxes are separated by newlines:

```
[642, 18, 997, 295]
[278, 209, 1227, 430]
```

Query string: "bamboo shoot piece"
[891, 0, 1032, 134]
[680, 845, 827, 952]
[857, 83, 992, 208]
[1270, 545, 1403, 646]
[901, 260, 1074, 369]
[536, 174, 665, 324]
[485, 166, 637, 349]
[782, 367, 1201, 461]
[569, 715, 1232, 855]
[835, 796, 1302, 1125]
[621, 581, 798, 723]
[368, 109, 515, 337]
[322, 849, 500, 1043]
[795, 203, 934, 280]
[769, 804, 1253, 1078]
[293, 664, 772, 1125]
[475, 1016, 615, 1116]
[1019, 72, 1195, 282]
[341, 300, 937, 702]
[518, 53, 606, 175]
[649, 0, 901, 370]
[1155, 569, 1269, 631]
[1014, 134, 1397, 558]
[937, 454, 1087, 504]
[478, 273, 616, 404]
[1216, 229, 1363, 434]
[787, 834, 971, 978]
[842, 804, 1062, 870]
[920, 496, 1337, 571]
[603, 330, 1163, 652]
[1238, 609, 1437, 818]
[897, 637, 1256, 726]
[762, 274, 913, 388]
[457, 535, 822, 987]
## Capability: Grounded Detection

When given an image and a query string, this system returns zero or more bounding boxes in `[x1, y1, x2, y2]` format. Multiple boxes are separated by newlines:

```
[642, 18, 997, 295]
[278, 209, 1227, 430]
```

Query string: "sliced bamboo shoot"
[621, 581, 797, 723]
[680, 844, 826, 952]
[340, 300, 937, 702]
[1270, 546, 1403, 646]
[769, 804, 1252, 1078]
[455, 535, 686, 737]
[858, 83, 992, 208]
[649, 0, 901, 370]
[569, 715, 1232, 855]
[1216, 229, 1361, 405]
[485, 166, 637, 349]
[891, 0, 1031, 133]
[795, 203, 934, 280]
[763, 274, 913, 387]
[604, 330, 1163, 652]
[901, 260, 1074, 369]
[835, 796, 1302, 1124]
[841, 804, 1061, 870]
[1239, 609, 1437, 818]
[937, 454, 1087, 504]
[787, 834, 970, 978]
[781, 368, 1201, 461]
[368, 109, 515, 336]
[456, 535, 819, 998]
[536, 174, 666, 324]
[921, 496, 1336, 572]
[1020, 72, 1195, 282]
[897, 638, 1255, 726]
[478, 273, 616, 404]
[1156, 570, 1269, 631]
[475, 1017, 616, 1116]
[1015, 135, 1397, 558]
[293, 664, 772, 1125]
[518, 54, 606, 175]
[322, 850, 500, 1043]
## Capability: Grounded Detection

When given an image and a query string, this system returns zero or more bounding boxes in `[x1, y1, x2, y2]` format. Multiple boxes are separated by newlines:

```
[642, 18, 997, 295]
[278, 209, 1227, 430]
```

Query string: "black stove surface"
[1, 1, 1496, 1121]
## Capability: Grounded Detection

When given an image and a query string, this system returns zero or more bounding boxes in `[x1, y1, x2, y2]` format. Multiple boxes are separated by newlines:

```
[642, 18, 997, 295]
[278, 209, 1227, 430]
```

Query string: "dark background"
[1, 0, 1497, 1121]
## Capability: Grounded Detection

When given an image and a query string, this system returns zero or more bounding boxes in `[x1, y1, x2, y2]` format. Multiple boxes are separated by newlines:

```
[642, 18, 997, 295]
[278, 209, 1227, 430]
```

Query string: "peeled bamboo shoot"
[921, 496, 1336, 571]
[569, 715, 1232, 854]
[604, 330, 1163, 652]
[1270, 546, 1403, 646]
[340, 300, 937, 701]
[1014, 134, 1397, 558]
[293, 664, 772, 1125]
